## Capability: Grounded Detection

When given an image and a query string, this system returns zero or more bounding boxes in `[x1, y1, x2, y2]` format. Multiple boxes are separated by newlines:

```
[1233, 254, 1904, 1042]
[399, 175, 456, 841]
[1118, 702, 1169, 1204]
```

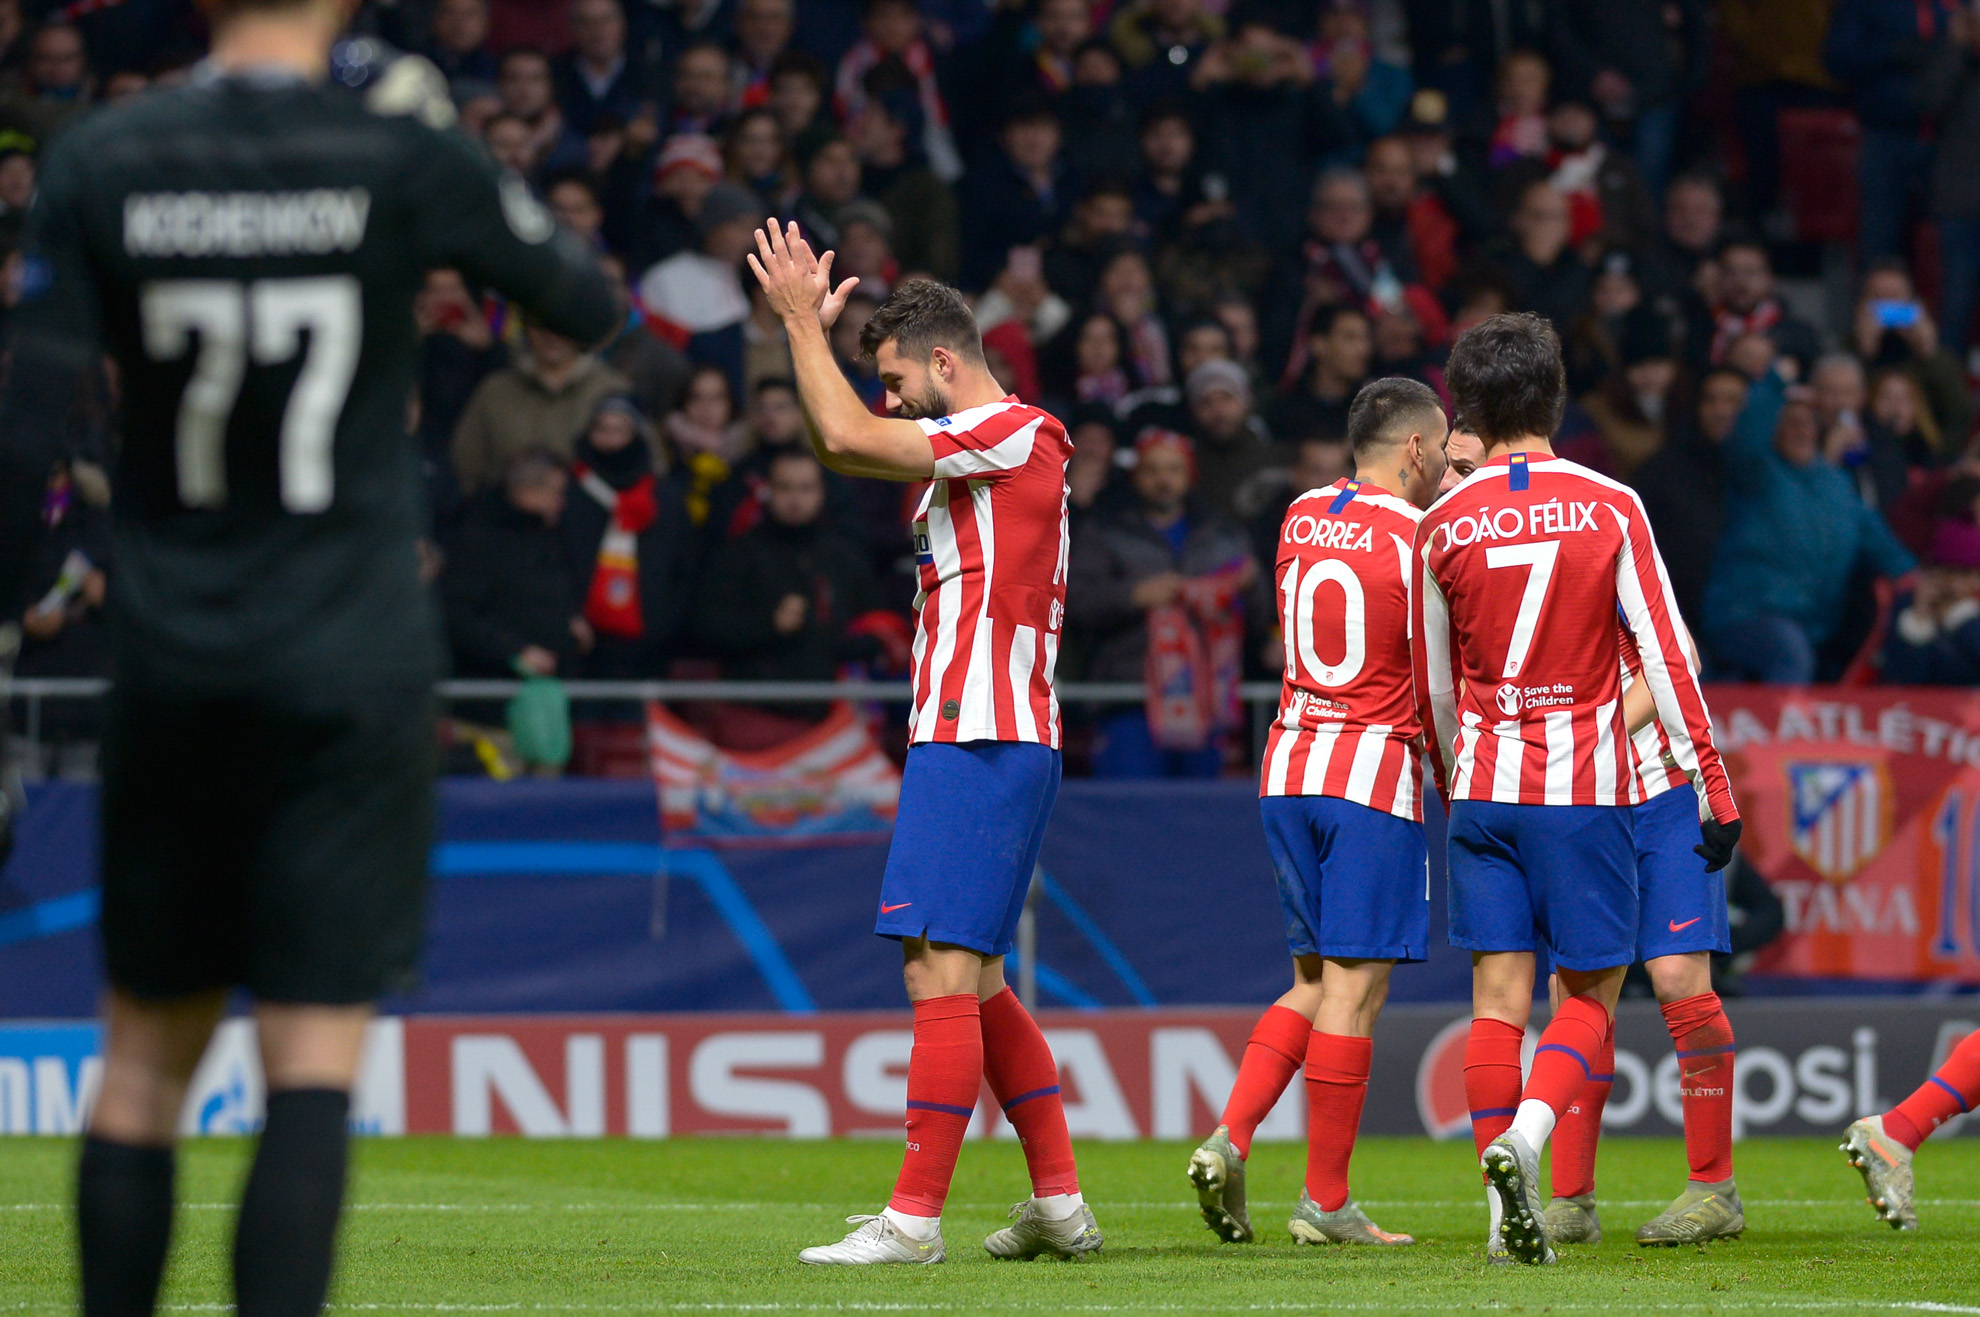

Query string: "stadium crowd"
[11, 0, 1980, 777]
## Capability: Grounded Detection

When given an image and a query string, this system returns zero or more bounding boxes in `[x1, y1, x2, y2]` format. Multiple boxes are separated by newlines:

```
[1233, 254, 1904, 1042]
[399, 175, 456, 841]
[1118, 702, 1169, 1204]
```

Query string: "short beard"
[894, 382, 953, 421]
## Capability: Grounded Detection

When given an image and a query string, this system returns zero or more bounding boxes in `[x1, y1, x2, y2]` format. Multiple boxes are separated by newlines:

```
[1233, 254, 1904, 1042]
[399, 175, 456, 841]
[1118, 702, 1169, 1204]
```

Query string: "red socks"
[888, 994, 982, 1216]
[1886, 1026, 1980, 1150]
[1463, 1018, 1525, 1157]
[1219, 1004, 1310, 1160]
[979, 988, 1079, 1197]
[1549, 1019, 1615, 1198]
[1662, 991, 1735, 1182]
[1523, 994, 1610, 1118]
[1304, 1032, 1372, 1211]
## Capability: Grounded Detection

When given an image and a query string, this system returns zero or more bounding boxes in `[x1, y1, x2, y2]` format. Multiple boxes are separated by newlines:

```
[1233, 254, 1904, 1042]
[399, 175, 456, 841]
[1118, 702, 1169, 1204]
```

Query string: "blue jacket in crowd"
[1700, 369, 1916, 650]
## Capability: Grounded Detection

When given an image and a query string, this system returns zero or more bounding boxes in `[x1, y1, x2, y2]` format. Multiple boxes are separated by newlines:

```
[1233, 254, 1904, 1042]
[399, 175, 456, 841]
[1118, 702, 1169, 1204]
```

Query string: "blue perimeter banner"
[0, 778, 1471, 1017]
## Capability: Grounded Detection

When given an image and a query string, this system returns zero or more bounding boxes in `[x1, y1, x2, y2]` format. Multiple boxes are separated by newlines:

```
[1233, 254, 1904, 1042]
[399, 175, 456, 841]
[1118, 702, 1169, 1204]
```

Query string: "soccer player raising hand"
[752, 221, 1101, 1267]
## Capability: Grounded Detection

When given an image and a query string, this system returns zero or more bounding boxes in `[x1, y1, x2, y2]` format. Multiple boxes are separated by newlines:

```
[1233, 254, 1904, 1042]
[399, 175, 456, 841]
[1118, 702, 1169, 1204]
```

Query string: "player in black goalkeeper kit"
[0, 2, 617, 1314]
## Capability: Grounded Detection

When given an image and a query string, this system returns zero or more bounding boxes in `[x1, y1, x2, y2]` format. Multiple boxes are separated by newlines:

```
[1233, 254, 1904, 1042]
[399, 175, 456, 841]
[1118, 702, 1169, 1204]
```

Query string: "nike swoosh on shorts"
[1669, 917, 1701, 932]
[881, 902, 913, 914]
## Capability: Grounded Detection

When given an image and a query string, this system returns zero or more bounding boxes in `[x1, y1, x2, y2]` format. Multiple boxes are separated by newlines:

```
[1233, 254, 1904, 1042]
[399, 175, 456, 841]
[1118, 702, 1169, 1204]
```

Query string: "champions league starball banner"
[1713, 686, 1980, 982]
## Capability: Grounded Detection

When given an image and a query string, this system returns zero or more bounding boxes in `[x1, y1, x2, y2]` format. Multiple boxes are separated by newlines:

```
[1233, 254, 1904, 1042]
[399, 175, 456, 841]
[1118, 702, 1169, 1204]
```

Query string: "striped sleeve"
[1411, 527, 1459, 802]
[1611, 494, 1739, 824]
[918, 402, 1041, 482]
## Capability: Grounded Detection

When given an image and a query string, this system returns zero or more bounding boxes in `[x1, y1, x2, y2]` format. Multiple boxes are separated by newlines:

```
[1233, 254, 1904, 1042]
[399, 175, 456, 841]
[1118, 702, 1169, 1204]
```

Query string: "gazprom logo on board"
[1788, 760, 1891, 883]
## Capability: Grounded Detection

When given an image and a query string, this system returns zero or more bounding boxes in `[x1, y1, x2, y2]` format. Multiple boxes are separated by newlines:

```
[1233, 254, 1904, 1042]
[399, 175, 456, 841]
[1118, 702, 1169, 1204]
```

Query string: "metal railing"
[8, 676, 1290, 755]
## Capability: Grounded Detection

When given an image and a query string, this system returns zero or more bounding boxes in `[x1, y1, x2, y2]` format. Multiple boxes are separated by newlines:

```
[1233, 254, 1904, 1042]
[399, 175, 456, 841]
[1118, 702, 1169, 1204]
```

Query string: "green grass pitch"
[4, 1135, 1979, 1314]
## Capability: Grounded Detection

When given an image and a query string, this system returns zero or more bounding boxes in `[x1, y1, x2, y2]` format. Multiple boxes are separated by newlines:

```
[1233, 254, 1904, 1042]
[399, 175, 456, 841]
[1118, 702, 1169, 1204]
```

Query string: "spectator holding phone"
[1849, 259, 1974, 447]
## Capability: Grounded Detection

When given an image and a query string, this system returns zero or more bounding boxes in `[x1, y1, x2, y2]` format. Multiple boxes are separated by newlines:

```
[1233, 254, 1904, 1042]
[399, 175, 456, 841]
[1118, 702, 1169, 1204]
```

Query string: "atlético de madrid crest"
[1787, 760, 1893, 883]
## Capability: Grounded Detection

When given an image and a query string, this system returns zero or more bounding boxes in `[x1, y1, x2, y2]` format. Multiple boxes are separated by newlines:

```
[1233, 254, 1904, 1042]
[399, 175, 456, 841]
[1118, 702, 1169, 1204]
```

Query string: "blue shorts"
[1634, 787, 1732, 960]
[1446, 801, 1638, 972]
[876, 742, 1061, 956]
[1260, 796, 1429, 963]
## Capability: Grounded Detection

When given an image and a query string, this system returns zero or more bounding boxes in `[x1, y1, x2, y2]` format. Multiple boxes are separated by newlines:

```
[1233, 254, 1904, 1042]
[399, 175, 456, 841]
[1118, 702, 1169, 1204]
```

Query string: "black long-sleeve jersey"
[0, 56, 619, 702]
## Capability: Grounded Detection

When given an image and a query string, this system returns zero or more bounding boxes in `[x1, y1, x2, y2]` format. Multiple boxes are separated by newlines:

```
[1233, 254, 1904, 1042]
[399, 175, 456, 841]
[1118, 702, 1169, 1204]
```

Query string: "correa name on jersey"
[122, 188, 371, 258]
[1262, 479, 1425, 818]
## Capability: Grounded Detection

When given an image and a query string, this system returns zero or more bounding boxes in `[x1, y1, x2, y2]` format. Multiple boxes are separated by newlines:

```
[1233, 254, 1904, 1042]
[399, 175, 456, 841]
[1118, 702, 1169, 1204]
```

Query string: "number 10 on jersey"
[140, 275, 362, 514]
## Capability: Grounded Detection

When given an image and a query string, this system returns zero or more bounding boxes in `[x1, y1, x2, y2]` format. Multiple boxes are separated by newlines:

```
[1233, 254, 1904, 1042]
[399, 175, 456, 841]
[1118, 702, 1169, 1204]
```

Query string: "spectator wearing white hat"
[632, 132, 724, 270]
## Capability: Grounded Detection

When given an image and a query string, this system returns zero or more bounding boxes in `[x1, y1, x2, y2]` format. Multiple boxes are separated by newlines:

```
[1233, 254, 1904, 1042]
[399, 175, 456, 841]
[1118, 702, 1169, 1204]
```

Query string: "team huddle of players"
[1186, 312, 1978, 1265]
[771, 282, 1980, 1268]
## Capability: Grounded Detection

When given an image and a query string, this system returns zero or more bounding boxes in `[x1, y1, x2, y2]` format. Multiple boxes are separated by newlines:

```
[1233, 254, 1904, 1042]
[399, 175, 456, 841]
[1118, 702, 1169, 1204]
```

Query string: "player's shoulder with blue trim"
[1531, 453, 1647, 510]
[1286, 478, 1353, 515]
[939, 398, 1026, 430]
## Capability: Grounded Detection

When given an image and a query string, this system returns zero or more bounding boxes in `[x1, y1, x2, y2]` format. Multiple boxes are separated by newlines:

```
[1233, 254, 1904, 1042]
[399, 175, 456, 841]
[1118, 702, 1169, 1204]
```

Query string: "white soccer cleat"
[798, 1214, 945, 1265]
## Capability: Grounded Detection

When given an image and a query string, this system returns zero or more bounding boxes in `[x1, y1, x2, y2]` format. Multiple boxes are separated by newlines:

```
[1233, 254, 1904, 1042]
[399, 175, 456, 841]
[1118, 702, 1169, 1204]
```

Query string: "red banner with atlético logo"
[1711, 685, 1980, 981]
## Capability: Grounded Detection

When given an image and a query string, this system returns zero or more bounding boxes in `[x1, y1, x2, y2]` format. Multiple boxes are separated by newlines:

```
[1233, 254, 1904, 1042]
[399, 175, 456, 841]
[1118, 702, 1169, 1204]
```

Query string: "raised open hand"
[748, 219, 861, 330]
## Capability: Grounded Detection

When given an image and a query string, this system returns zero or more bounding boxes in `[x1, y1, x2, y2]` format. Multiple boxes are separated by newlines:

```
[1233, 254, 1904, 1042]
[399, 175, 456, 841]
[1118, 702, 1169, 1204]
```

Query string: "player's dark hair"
[1346, 377, 1443, 457]
[1444, 312, 1565, 446]
[859, 277, 985, 367]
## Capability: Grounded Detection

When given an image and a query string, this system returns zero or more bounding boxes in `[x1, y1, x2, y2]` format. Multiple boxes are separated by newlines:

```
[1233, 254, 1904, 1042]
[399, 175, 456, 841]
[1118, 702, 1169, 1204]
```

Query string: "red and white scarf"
[1145, 567, 1245, 752]
[1709, 297, 1783, 365]
[575, 465, 659, 640]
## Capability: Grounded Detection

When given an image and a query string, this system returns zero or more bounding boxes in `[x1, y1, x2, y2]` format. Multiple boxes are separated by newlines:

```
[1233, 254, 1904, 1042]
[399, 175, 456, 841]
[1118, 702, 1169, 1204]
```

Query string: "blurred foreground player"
[0, 3, 618, 1314]
[1844, 1028, 1980, 1229]
[748, 227, 1100, 1266]
[1412, 314, 1741, 1265]
[1441, 428, 1743, 1248]
[1186, 378, 1446, 1248]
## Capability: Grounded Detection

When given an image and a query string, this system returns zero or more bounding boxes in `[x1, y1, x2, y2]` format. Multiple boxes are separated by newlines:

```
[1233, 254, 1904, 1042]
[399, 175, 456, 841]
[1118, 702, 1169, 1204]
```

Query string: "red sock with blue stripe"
[1508, 994, 1611, 1150]
[1548, 1018, 1615, 1198]
[1304, 1031, 1373, 1211]
[1885, 1025, 1980, 1150]
[1463, 1017, 1525, 1157]
[1218, 1004, 1312, 1160]
[887, 993, 982, 1220]
[1662, 991, 1735, 1181]
[980, 987, 1080, 1198]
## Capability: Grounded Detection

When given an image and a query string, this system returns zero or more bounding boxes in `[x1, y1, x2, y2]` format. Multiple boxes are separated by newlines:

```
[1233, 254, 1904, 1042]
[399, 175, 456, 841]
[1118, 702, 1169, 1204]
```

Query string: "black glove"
[1695, 817, 1742, 872]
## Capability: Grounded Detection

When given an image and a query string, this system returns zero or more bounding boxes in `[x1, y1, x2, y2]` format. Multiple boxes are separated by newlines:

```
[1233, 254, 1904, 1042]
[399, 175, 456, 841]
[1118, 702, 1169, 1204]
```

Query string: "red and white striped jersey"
[908, 398, 1071, 747]
[1261, 479, 1424, 818]
[1617, 621, 1689, 801]
[1411, 451, 1737, 822]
